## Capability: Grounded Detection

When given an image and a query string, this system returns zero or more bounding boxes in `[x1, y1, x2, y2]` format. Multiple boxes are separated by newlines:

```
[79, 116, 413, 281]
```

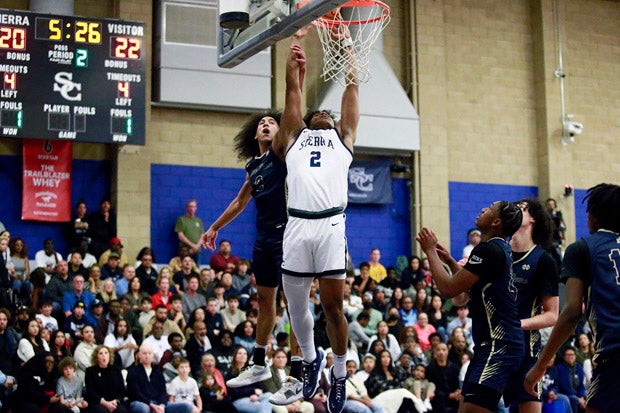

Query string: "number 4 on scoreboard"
[117, 82, 130, 98]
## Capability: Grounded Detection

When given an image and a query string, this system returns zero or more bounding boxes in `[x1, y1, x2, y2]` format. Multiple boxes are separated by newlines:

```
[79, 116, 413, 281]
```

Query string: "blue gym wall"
[448, 181, 539, 259]
[574, 189, 588, 240]
[0, 155, 111, 254]
[151, 164, 412, 268]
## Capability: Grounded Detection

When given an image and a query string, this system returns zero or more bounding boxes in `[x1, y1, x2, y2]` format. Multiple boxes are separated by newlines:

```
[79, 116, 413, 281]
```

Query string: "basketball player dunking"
[273, 40, 358, 413]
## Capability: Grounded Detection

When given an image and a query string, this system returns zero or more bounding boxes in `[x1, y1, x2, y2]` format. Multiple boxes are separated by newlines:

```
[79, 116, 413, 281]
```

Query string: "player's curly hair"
[517, 198, 553, 248]
[584, 183, 620, 233]
[233, 112, 281, 160]
[303, 109, 336, 127]
[497, 201, 523, 238]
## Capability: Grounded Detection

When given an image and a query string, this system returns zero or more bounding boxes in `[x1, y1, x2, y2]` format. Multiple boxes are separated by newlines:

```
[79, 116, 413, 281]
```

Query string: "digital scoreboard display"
[0, 9, 145, 145]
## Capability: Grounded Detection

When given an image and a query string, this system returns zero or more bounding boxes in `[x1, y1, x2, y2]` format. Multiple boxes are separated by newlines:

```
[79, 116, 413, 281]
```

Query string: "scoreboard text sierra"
[0, 9, 145, 145]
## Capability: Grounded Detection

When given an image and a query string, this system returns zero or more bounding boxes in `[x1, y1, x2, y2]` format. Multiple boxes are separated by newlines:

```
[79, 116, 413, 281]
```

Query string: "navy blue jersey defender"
[246, 148, 287, 236]
[564, 230, 620, 363]
[461, 238, 523, 397]
[512, 246, 559, 356]
[464, 238, 523, 348]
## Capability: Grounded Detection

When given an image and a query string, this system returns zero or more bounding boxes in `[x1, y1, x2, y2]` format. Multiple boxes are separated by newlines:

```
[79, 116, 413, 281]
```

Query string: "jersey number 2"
[310, 151, 321, 167]
[610, 249, 620, 285]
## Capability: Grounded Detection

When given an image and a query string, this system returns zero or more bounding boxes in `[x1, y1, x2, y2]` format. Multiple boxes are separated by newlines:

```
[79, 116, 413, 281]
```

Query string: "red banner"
[22, 140, 72, 222]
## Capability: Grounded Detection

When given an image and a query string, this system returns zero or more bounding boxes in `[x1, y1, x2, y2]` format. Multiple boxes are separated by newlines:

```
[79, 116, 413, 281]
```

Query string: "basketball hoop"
[297, 0, 391, 86]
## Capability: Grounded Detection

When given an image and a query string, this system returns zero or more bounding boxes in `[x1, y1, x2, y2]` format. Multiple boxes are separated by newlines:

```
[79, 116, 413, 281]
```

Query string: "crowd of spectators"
[0, 206, 589, 413]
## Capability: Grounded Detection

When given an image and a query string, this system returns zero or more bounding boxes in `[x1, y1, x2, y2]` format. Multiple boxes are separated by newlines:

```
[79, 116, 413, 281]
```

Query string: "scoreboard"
[0, 9, 145, 145]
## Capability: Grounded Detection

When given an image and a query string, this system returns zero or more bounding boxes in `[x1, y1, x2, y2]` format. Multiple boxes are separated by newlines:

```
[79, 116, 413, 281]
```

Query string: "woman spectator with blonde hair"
[84, 345, 127, 412]
[97, 278, 117, 306]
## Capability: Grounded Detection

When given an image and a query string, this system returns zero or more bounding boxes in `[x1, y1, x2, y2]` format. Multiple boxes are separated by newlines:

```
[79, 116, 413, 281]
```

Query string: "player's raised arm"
[273, 42, 306, 158]
[201, 175, 252, 250]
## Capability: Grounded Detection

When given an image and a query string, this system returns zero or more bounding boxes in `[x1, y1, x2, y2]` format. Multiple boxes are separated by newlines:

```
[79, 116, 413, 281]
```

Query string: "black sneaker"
[327, 366, 348, 413]
[302, 348, 326, 399]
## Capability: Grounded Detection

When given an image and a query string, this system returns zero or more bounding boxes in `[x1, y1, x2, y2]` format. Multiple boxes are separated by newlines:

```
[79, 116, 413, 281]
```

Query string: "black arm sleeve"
[538, 251, 560, 297]
[463, 242, 505, 282]
[560, 240, 590, 284]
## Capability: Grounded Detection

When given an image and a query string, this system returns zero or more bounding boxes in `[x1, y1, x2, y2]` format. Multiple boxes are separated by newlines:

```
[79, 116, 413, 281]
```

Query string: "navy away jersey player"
[504, 246, 558, 405]
[564, 230, 620, 363]
[462, 238, 524, 395]
[246, 148, 287, 287]
[562, 229, 620, 410]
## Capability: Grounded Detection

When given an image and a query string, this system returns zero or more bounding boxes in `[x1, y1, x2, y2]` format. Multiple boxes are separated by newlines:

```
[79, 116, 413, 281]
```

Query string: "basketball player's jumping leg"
[282, 275, 326, 400]
[319, 277, 349, 413]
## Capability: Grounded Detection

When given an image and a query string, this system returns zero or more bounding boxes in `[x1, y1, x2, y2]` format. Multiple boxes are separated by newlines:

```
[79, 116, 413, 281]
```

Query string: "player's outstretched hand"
[202, 228, 218, 251]
[435, 243, 452, 264]
[524, 363, 545, 398]
[289, 44, 306, 68]
[416, 227, 438, 254]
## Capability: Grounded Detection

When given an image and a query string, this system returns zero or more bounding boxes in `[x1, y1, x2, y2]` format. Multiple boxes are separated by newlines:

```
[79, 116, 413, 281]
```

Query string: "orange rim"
[296, 0, 390, 26]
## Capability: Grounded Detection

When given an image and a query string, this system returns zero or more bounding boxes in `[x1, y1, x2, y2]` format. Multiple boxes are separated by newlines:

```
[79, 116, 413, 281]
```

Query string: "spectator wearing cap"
[63, 300, 92, 343]
[462, 229, 481, 259]
[100, 252, 123, 281]
[87, 198, 117, 260]
[98, 237, 129, 268]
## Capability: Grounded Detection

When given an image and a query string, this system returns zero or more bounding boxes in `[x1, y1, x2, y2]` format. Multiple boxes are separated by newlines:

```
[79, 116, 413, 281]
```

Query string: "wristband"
[341, 37, 353, 48]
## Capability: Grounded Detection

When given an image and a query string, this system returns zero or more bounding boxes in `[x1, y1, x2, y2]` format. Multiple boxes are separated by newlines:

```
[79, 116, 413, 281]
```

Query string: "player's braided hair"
[497, 201, 523, 238]
[517, 198, 553, 248]
[233, 111, 281, 160]
[584, 183, 620, 233]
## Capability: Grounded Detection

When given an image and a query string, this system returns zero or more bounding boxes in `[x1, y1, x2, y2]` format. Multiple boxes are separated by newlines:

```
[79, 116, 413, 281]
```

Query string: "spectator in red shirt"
[209, 240, 238, 275]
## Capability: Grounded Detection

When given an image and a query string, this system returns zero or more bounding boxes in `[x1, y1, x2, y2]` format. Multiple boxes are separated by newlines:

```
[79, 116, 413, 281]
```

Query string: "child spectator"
[221, 294, 246, 333]
[167, 358, 202, 413]
[138, 296, 155, 329]
[404, 364, 435, 412]
[200, 372, 238, 413]
[56, 356, 88, 412]
[36, 300, 59, 332]
[169, 294, 187, 332]
[63, 301, 90, 344]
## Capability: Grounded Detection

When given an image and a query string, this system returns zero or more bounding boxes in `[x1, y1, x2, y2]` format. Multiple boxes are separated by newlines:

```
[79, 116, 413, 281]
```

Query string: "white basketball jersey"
[286, 128, 353, 212]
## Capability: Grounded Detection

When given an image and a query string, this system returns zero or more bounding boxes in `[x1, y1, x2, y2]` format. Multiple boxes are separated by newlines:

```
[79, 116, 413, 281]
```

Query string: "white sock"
[333, 353, 347, 378]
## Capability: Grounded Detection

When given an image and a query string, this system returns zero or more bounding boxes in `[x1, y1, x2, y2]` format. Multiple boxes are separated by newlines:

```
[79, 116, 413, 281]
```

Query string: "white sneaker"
[226, 365, 272, 388]
[269, 376, 304, 406]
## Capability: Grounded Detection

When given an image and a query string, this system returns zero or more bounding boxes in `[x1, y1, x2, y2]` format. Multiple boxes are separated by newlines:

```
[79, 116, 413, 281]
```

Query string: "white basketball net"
[313, 3, 390, 86]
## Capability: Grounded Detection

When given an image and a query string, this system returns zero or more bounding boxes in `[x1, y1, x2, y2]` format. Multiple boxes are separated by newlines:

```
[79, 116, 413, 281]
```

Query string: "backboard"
[217, 0, 349, 68]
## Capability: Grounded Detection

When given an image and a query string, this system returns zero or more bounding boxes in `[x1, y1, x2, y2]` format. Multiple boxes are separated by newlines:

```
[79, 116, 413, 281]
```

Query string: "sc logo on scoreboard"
[53, 72, 82, 101]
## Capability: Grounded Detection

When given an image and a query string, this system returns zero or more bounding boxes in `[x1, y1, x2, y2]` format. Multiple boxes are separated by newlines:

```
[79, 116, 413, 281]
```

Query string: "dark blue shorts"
[252, 235, 283, 289]
[504, 354, 541, 406]
[587, 354, 620, 411]
[463, 340, 523, 398]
